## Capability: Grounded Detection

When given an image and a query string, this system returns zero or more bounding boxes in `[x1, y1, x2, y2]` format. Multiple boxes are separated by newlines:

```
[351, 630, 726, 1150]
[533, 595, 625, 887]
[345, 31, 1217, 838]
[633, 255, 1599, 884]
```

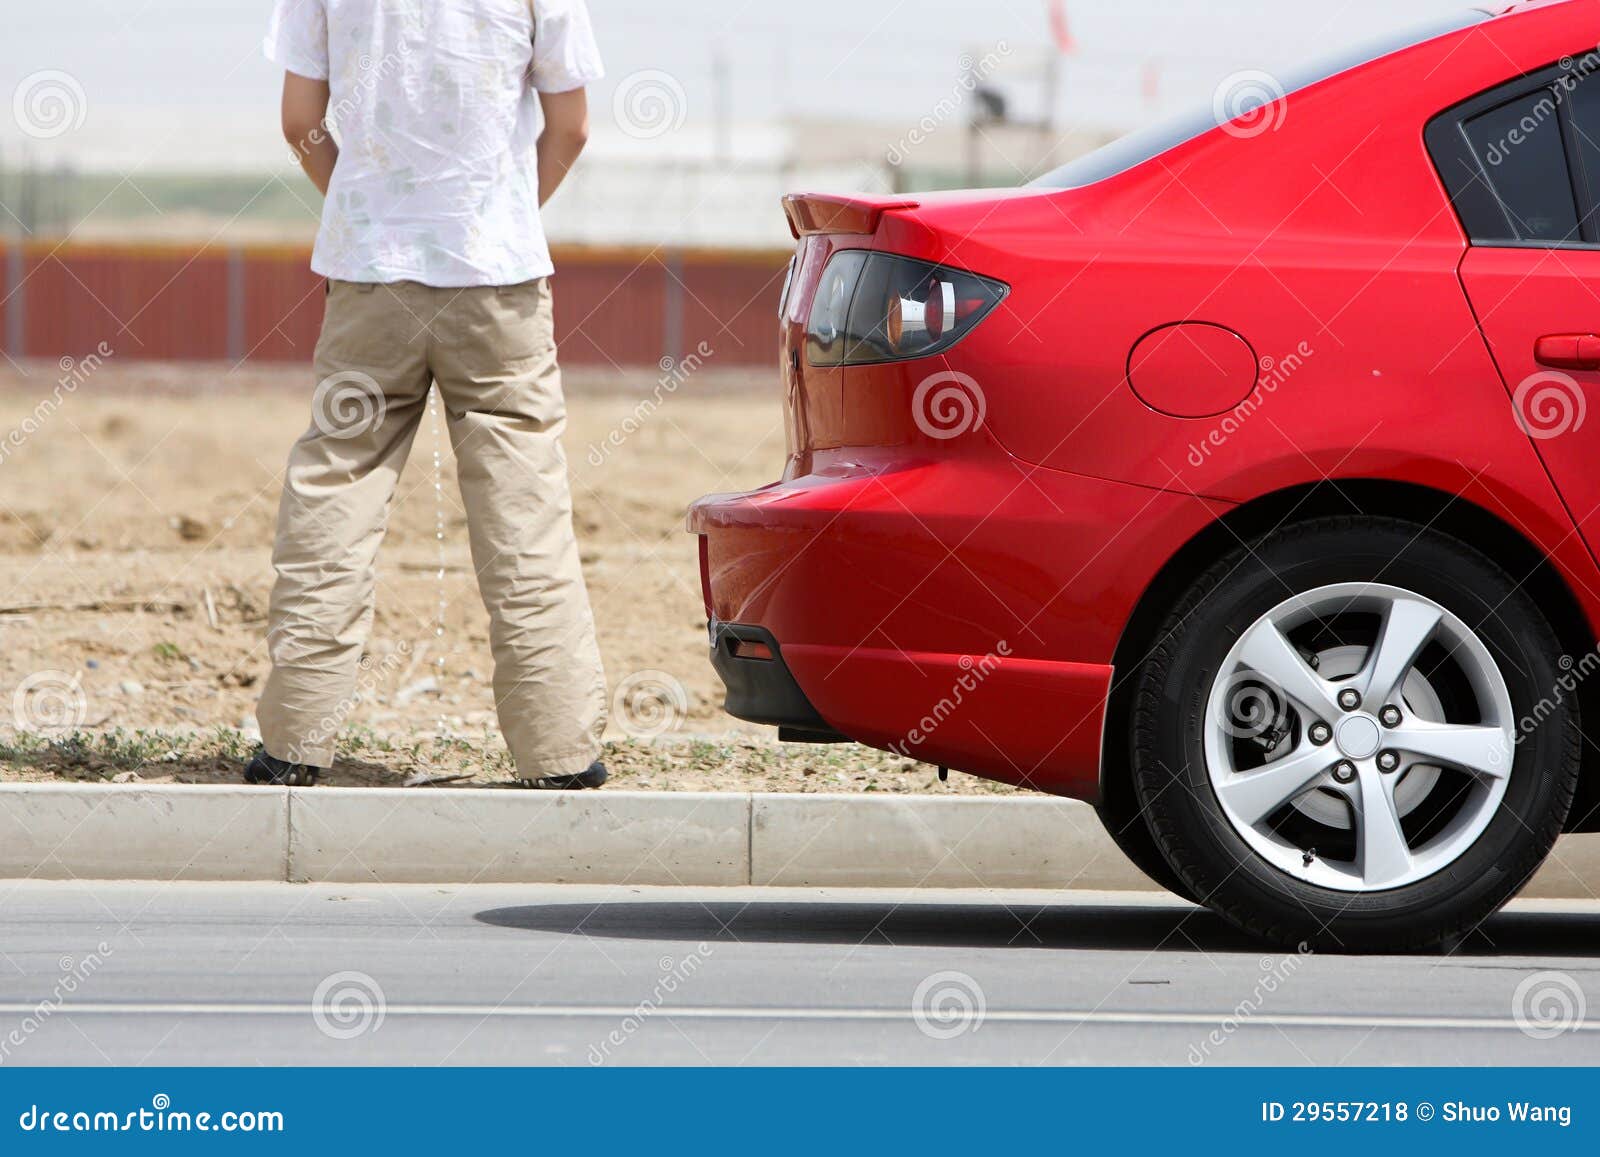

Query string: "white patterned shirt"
[264, 0, 603, 287]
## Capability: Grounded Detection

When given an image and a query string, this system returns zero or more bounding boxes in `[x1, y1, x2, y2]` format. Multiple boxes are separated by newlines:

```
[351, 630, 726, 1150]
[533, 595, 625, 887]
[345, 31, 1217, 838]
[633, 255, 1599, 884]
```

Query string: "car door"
[1434, 60, 1600, 560]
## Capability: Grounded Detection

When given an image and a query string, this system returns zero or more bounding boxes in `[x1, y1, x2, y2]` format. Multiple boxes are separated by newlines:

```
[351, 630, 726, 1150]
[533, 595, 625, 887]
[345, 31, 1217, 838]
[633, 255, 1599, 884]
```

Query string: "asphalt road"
[0, 881, 1596, 1065]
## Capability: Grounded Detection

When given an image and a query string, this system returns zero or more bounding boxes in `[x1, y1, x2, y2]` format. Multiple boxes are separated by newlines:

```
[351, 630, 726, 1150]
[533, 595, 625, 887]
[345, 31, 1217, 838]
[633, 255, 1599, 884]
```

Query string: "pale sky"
[1, 0, 1466, 170]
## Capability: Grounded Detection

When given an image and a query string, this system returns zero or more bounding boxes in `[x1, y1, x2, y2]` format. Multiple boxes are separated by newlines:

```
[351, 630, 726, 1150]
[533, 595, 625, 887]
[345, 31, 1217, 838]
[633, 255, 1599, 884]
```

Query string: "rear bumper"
[783, 642, 1113, 797]
[688, 451, 1227, 801]
[706, 617, 1113, 797]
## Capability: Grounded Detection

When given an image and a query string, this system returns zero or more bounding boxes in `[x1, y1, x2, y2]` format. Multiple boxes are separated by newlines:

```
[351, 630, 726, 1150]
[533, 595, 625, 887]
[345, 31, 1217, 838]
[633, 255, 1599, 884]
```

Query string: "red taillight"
[954, 297, 989, 323]
[806, 253, 1006, 366]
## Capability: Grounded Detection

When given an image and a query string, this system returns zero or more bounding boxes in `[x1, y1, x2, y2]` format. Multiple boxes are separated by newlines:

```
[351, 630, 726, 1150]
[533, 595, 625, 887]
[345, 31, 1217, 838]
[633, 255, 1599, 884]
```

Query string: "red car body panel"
[693, 452, 1230, 793]
[1461, 246, 1600, 562]
[689, 0, 1600, 803]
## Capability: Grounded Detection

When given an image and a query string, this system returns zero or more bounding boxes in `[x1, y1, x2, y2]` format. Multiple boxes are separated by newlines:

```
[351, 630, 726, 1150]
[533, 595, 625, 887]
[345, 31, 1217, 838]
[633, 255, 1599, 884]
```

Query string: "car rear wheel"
[1094, 790, 1201, 904]
[1132, 517, 1580, 951]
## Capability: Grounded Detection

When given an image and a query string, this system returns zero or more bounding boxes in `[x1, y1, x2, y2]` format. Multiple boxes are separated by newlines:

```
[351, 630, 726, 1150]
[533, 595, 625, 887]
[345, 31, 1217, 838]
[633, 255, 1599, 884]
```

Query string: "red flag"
[1049, 0, 1077, 54]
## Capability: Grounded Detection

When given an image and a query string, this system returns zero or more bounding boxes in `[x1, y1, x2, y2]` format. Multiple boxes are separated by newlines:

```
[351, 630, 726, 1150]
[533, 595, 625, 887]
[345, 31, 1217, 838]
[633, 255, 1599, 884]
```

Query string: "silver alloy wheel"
[1280, 645, 1443, 830]
[1203, 583, 1517, 893]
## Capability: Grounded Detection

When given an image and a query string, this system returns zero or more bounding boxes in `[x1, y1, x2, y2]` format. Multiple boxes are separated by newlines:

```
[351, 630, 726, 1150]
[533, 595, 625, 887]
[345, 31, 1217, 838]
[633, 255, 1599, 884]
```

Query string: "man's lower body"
[252, 278, 607, 784]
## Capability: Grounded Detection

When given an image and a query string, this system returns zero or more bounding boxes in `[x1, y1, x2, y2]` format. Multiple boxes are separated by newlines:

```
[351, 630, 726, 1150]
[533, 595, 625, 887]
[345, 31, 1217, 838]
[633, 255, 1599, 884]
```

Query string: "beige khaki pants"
[257, 279, 607, 777]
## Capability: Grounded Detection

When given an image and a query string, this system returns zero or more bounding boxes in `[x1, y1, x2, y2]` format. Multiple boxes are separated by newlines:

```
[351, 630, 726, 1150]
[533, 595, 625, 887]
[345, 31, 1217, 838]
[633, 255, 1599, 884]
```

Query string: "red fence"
[0, 240, 791, 370]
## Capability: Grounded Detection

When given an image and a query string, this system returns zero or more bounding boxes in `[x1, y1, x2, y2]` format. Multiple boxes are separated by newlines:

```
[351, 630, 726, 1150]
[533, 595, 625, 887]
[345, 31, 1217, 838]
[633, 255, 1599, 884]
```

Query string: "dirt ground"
[0, 359, 1020, 795]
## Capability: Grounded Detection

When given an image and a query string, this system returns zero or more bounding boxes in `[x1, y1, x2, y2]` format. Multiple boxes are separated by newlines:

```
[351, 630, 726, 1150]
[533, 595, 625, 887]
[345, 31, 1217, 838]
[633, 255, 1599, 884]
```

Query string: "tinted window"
[1428, 57, 1600, 248]
[1032, 10, 1490, 189]
[1460, 91, 1580, 242]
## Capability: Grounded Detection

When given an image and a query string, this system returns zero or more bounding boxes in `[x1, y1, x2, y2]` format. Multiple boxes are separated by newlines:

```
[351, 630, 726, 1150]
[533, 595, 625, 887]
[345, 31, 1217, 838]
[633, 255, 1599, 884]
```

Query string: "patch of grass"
[0, 727, 1024, 794]
[0, 728, 196, 777]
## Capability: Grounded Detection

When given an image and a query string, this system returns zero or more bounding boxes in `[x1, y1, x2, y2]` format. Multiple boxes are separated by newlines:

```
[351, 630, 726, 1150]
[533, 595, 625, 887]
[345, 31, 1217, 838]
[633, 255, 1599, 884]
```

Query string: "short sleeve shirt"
[264, 0, 603, 287]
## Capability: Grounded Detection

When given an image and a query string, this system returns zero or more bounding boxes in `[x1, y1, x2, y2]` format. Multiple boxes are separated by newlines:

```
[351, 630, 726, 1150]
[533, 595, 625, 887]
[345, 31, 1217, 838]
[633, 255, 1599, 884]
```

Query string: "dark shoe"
[244, 748, 325, 786]
[519, 760, 608, 791]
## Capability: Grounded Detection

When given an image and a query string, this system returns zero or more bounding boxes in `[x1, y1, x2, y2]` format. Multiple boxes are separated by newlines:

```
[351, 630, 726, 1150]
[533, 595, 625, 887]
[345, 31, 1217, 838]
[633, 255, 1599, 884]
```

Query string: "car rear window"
[1032, 9, 1493, 189]
[1460, 90, 1581, 240]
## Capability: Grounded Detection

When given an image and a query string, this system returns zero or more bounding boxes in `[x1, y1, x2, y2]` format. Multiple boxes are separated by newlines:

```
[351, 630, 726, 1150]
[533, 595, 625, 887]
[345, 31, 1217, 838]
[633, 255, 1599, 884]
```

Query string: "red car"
[688, 0, 1600, 950]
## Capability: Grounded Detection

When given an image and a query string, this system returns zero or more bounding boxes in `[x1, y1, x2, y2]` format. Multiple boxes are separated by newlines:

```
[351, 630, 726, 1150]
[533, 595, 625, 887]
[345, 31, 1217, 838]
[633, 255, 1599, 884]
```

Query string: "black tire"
[1094, 777, 1202, 904]
[1132, 516, 1580, 952]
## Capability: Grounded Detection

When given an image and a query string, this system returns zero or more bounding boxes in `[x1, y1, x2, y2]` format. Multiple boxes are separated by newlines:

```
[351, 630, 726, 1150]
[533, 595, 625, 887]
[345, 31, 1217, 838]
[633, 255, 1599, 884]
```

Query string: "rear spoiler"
[782, 193, 920, 239]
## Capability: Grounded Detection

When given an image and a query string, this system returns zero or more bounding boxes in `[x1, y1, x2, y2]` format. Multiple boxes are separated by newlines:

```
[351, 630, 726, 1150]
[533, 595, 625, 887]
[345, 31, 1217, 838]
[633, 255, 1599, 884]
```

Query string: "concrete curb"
[0, 784, 1597, 897]
[289, 788, 749, 886]
[0, 785, 288, 882]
